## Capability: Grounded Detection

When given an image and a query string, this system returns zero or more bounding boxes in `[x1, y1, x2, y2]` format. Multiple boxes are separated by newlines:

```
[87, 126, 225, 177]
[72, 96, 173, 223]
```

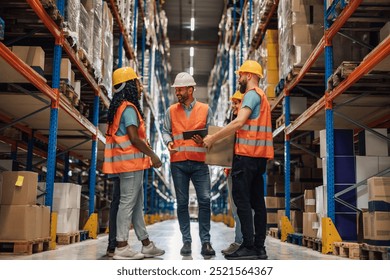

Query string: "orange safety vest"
[102, 101, 151, 174]
[170, 102, 208, 162]
[235, 87, 274, 159]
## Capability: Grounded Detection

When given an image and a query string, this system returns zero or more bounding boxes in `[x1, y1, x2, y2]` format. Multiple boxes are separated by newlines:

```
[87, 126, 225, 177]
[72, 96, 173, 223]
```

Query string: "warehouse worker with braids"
[162, 72, 215, 257]
[103, 67, 165, 260]
[203, 60, 274, 260]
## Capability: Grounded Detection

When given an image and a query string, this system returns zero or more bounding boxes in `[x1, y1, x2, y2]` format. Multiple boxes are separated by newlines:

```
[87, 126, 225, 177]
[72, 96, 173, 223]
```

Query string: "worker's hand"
[203, 135, 214, 149]
[192, 134, 203, 145]
[151, 155, 162, 168]
[168, 142, 178, 154]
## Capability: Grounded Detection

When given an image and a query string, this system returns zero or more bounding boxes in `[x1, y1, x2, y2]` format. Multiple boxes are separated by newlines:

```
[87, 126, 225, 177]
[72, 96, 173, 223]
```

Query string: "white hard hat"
[171, 72, 196, 87]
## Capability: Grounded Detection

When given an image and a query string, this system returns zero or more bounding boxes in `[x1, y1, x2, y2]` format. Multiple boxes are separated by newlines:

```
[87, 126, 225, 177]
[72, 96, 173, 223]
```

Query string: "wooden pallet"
[303, 236, 322, 252]
[0, 238, 50, 255]
[332, 242, 361, 259]
[39, 0, 63, 26]
[269, 227, 279, 239]
[327, 61, 360, 90]
[77, 49, 93, 74]
[56, 232, 80, 245]
[360, 243, 390, 260]
[59, 81, 79, 106]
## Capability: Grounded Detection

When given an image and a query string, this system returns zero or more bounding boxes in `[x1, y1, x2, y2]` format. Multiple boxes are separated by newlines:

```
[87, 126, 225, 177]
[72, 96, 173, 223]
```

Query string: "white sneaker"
[141, 241, 165, 258]
[113, 245, 144, 260]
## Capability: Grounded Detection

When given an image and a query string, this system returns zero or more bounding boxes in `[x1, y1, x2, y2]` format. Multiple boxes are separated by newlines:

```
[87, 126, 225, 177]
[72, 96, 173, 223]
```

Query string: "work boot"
[201, 242, 216, 256]
[180, 241, 192, 256]
[255, 246, 268, 259]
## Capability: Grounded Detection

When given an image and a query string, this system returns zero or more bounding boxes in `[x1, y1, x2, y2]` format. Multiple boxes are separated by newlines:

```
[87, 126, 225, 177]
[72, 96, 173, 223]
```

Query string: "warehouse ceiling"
[163, 0, 225, 103]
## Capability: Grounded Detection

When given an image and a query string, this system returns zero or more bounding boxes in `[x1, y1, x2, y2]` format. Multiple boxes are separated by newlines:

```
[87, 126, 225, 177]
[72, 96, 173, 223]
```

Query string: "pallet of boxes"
[49, 182, 82, 245]
[0, 171, 50, 255]
[361, 177, 390, 260]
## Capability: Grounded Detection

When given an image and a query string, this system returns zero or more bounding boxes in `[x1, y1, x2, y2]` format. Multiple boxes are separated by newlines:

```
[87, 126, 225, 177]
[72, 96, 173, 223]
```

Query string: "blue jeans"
[171, 160, 211, 244]
[108, 177, 120, 250]
[116, 171, 149, 243]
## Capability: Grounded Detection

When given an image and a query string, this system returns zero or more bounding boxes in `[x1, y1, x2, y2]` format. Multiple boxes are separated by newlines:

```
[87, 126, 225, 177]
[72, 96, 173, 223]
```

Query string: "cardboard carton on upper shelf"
[0, 46, 46, 83]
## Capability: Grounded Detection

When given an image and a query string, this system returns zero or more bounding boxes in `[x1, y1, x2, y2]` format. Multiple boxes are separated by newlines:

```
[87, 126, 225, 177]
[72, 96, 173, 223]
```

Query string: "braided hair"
[106, 79, 145, 126]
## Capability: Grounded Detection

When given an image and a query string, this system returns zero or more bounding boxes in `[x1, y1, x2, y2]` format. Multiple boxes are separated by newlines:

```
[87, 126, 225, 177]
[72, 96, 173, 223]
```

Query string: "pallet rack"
[208, 0, 390, 243]
[0, 0, 175, 229]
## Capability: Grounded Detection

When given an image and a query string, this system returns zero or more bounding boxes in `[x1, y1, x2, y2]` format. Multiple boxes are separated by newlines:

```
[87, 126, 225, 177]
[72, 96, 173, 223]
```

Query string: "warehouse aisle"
[0, 220, 344, 260]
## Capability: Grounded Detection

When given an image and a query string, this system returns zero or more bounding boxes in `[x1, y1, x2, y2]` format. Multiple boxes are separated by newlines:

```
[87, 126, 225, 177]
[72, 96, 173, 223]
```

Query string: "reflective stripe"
[173, 134, 184, 141]
[105, 140, 133, 150]
[176, 146, 207, 153]
[241, 124, 272, 133]
[236, 137, 273, 147]
[104, 152, 145, 162]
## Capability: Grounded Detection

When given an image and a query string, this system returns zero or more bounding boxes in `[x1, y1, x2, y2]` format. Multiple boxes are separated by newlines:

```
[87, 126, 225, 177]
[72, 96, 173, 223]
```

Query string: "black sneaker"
[255, 246, 268, 259]
[225, 245, 258, 260]
[201, 242, 216, 256]
[180, 242, 192, 256]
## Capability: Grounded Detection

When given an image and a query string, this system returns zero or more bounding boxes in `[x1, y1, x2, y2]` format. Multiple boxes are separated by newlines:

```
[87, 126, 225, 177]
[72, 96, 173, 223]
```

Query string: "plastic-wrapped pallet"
[63, 0, 80, 47]
[101, 1, 114, 98]
[78, 3, 92, 64]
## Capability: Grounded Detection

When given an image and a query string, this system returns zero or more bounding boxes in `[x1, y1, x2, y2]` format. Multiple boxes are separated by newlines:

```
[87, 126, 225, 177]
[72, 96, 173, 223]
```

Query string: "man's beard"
[239, 81, 247, 93]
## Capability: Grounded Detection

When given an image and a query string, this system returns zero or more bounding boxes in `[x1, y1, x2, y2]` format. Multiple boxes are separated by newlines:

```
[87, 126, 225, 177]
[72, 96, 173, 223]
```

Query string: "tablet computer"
[182, 128, 208, 140]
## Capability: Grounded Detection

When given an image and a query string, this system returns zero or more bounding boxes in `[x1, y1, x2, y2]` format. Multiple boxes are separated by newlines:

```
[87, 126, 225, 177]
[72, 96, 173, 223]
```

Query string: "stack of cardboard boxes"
[0, 171, 50, 241]
[363, 177, 390, 246]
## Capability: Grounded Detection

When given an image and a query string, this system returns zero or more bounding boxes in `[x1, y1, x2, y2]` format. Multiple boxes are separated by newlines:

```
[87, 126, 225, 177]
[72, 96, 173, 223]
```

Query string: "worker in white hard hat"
[162, 72, 216, 257]
[203, 60, 274, 260]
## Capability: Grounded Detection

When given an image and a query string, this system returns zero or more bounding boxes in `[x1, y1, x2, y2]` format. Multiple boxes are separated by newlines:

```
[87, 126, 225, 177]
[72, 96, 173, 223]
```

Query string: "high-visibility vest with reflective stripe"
[103, 101, 151, 174]
[235, 87, 274, 159]
[170, 102, 208, 162]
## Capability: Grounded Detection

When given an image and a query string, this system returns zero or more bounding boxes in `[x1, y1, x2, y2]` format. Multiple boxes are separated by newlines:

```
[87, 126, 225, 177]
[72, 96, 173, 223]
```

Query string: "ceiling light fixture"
[190, 47, 194, 57]
[190, 17, 195, 31]
[190, 66, 194, 76]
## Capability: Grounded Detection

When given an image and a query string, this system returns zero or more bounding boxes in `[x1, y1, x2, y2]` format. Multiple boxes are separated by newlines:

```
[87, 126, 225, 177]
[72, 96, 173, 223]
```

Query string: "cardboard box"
[303, 212, 318, 238]
[0, 205, 40, 240]
[0, 46, 46, 83]
[267, 212, 278, 224]
[368, 177, 390, 203]
[205, 126, 235, 168]
[44, 58, 72, 84]
[304, 189, 316, 212]
[0, 171, 38, 205]
[363, 211, 390, 241]
[265, 196, 285, 209]
[290, 210, 303, 233]
[41, 205, 51, 238]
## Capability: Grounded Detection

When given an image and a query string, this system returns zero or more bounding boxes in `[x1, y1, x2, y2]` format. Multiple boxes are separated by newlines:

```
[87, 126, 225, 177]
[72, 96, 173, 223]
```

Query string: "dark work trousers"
[231, 155, 267, 248]
[108, 177, 120, 250]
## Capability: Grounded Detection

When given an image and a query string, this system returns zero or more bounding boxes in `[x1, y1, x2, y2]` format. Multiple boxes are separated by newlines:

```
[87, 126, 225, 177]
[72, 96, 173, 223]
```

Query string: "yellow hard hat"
[235, 60, 263, 78]
[230, 91, 244, 101]
[112, 67, 140, 87]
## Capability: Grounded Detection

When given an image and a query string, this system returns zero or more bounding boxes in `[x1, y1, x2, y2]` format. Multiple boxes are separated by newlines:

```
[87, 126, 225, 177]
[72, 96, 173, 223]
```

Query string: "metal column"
[88, 95, 99, 216]
[45, 0, 64, 209]
[325, 7, 335, 222]
[284, 93, 291, 218]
